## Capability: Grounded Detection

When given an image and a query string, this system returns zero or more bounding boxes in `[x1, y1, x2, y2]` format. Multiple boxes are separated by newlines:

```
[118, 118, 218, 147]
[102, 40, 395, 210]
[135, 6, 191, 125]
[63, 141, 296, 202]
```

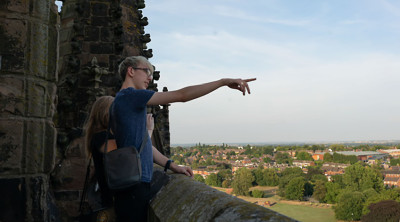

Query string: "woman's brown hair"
[84, 96, 114, 158]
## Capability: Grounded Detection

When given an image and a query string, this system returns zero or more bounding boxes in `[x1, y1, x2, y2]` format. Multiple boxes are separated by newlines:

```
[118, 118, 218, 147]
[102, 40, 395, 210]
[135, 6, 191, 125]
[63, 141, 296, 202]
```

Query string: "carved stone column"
[0, 0, 58, 221]
[53, 0, 166, 219]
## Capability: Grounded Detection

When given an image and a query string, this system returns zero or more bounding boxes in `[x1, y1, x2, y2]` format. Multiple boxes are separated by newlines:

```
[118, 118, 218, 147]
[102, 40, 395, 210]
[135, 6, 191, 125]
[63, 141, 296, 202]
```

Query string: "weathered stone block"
[25, 119, 46, 173]
[84, 26, 100, 41]
[59, 42, 72, 56]
[0, 18, 27, 73]
[150, 171, 296, 222]
[1, 0, 28, 13]
[30, 0, 50, 21]
[100, 27, 114, 42]
[91, 2, 109, 16]
[47, 26, 58, 82]
[24, 119, 56, 174]
[91, 16, 111, 26]
[59, 28, 73, 44]
[0, 178, 26, 222]
[0, 119, 24, 174]
[26, 80, 46, 118]
[90, 42, 114, 54]
[0, 76, 24, 116]
[60, 0, 79, 20]
[29, 22, 51, 79]
[43, 120, 57, 173]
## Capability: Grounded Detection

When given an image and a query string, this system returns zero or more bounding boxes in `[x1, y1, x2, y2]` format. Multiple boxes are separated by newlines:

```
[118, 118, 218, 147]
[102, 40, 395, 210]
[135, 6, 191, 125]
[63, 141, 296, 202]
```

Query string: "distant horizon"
[171, 139, 400, 147]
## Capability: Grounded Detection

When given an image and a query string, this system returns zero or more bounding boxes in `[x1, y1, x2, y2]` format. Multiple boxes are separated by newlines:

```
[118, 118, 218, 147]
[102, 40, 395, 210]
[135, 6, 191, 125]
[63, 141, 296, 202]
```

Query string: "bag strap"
[103, 103, 149, 154]
[79, 156, 92, 212]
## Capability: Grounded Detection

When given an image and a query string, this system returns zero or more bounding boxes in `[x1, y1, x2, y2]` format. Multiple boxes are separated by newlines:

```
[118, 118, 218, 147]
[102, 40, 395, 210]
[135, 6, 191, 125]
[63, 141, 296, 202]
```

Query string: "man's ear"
[127, 67, 134, 78]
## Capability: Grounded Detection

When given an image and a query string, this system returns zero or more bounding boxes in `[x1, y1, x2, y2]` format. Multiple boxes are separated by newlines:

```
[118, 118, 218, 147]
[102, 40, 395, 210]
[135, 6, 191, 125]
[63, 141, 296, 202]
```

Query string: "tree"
[232, 168, 254, 196]
[275, 152, 292, 164]
[334, 191, 365, 221]
[324, 182, 342, 204]
[343, 163, 383, 192]
[263, 157, 272, 163]
[278, 168, 304, 197]
[285, 176, 305, 200]
[281, 167, 304, 177]
[252, 167, 264, 186]
[218, 169, 233, 187]
[390, 158, 400, 166]
[306, 166, 323, 181]
[323, 153, 333, 162]
[261, 169, 279, 186]
[251, 189, 264, 198]
[194, 174, 205, 183]
[205, 173, 222, 187]
[361, 200, 400, 222]
[296, 151, 313, 161]
[312, 180, 327, 203]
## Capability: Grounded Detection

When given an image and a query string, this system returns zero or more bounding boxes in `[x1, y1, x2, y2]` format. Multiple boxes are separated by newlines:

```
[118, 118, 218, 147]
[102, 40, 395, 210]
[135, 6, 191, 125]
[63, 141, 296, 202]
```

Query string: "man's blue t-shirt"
[110, 87, 155, 183]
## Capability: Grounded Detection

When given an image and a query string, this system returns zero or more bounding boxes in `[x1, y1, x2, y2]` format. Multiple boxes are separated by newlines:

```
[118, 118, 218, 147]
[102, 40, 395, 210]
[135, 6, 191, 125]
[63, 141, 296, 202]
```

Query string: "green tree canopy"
[281, 167, 304, 177]
[343, 163, 383, 192]
[232, 168, 254, 196]
[194, 174, 205, 183]
[261, 169, 279, 186]
[205, 173, 222, 187]
[323, 153, 333, 162]
[251, 189, 264, 198]
[324, 182, 342, 204]
[312, 180, 327, 203]
[334, 191, 365, 221]
[285, 176, 306, 200]
[275, 152, 292, 164]
[296, 151, 313, 161]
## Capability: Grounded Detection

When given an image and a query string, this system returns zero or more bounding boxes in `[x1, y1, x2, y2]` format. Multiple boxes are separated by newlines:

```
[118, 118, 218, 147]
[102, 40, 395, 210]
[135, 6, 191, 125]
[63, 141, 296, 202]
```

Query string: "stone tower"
[0, 0, 58, 221]
[0, 0, 171, 220]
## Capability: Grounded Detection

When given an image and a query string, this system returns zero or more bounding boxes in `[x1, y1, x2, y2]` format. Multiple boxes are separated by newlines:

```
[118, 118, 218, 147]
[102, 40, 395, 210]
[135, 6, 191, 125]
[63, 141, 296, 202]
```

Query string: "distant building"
[312, 153, 324, 161]
[292, 160, 315, 168]
[193, 167, 220, 179]
[335, 151, 388, 162]
[321, 162, 350, 181]
[379, 149, 400, 158]
[382, 167, 400, 187]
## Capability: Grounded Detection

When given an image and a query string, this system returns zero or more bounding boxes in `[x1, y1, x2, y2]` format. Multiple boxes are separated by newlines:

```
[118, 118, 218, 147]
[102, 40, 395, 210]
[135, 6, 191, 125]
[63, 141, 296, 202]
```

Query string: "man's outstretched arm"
[147, 78, 256, 106]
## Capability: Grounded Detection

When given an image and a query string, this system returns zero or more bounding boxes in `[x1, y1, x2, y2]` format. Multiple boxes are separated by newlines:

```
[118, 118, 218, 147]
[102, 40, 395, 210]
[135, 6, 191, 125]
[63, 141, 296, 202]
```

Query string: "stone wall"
[150, 169, 297, 222]
[0, 0, 59, 221]
[51, 0, 170, 220]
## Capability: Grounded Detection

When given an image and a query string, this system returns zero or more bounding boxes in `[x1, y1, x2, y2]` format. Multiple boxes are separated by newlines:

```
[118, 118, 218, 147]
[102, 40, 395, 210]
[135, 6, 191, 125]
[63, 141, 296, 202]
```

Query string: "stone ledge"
[149, 168, 297, 222]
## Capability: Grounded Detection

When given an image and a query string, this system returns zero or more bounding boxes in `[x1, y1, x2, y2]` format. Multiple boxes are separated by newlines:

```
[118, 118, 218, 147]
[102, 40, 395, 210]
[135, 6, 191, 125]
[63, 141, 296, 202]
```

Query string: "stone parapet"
[150, 169, 297, 222]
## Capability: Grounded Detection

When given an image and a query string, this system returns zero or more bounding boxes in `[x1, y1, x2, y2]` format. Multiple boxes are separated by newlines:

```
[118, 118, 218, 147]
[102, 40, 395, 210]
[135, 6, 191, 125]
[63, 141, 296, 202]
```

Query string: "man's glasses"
[132, 67, 153, 78]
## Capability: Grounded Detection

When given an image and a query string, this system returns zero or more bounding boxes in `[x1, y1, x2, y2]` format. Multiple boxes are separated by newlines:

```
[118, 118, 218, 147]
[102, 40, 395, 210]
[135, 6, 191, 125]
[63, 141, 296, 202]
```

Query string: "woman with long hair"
[84, 96, 116, 208]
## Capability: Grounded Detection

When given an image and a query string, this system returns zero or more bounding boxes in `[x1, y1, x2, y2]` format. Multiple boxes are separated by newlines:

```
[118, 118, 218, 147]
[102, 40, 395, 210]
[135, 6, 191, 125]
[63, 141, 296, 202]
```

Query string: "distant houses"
[179, 146, 400, 187]
[382, 166, 400, 187]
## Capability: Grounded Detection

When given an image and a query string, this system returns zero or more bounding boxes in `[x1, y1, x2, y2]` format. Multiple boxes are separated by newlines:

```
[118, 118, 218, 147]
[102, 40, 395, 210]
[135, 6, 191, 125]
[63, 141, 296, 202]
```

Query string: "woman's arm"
[147, 78, 256, 106]
[152, 146, 193, 177]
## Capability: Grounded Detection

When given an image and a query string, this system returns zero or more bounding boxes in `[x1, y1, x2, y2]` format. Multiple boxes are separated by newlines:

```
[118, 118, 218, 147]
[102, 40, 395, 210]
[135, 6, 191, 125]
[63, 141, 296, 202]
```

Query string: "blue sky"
[57, 1, 400, 144]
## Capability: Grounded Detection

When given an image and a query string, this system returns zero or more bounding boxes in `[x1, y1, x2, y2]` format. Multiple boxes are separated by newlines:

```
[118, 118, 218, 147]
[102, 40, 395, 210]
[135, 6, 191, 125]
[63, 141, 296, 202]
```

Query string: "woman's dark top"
[91, 131, 114, 207]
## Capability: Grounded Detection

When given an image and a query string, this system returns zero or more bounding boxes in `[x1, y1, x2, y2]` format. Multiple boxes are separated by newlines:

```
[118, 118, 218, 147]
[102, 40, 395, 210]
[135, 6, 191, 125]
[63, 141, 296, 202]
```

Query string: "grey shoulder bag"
[103, 106, 148, 191]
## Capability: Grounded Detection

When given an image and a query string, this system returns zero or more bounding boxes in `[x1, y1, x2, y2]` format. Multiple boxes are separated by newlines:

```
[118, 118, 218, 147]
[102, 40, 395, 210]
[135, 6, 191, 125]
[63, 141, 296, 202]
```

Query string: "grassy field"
[269, 202, 336, 222]
[214, 186, 337, 222]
